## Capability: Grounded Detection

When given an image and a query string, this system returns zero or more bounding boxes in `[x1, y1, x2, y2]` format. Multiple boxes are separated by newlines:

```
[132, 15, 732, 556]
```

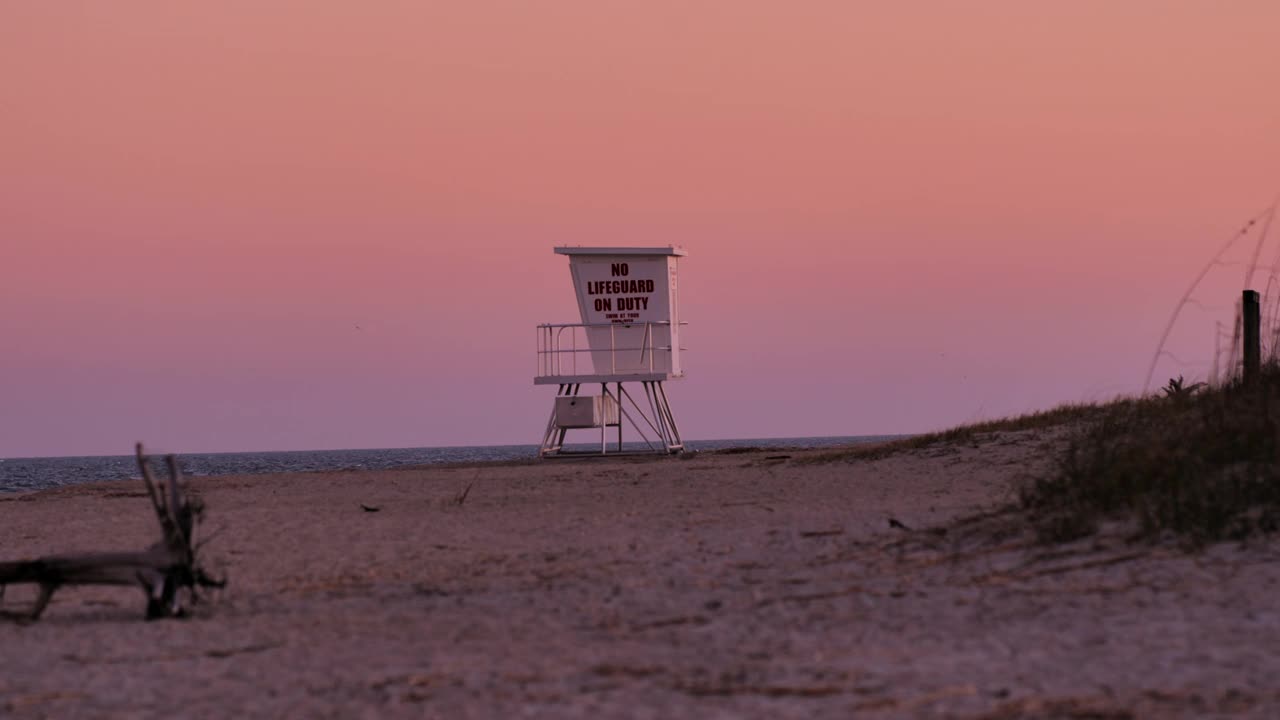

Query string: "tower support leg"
[539, 381, 683, 457]
[653, 381, 683, 452]
[540, 383, 580, 457]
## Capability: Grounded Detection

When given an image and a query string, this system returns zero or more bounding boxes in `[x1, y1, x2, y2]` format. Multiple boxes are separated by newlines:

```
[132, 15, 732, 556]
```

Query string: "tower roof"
[553, 246, 687, 257]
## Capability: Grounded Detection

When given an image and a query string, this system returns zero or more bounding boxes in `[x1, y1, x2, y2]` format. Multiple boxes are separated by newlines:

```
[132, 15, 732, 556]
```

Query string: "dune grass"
[812, 370, 1280, 543]
[1024, 367, 1280, 544]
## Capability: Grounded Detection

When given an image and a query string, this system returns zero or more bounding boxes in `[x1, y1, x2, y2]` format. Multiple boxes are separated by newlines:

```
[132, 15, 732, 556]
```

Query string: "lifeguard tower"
[536, 246, 687, 457]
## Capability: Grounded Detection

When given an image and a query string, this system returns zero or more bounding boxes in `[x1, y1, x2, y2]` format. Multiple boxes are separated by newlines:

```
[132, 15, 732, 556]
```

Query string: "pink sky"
[3, 2, 1278, 457]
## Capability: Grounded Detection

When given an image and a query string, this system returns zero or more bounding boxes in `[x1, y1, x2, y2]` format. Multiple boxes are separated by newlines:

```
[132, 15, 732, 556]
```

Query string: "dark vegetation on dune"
[816, 367, 1280, 544]
[1025, 366, 1280, 544]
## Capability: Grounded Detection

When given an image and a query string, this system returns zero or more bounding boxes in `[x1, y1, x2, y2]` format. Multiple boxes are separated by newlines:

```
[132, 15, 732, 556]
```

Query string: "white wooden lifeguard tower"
[536, 246, 687, 457]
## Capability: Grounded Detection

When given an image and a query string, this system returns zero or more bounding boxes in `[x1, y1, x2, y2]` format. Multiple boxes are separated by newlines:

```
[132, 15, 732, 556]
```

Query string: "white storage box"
[555, 395, 619, 428]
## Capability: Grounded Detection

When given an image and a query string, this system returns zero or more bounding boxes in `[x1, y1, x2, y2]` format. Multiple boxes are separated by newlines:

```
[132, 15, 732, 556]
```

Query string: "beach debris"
[0, 443, 226, 622]
[764, 455, 792, 461]
[360, 504, 381, 513]
[888, 518, 911, 531]
[454, 473, 477, 507]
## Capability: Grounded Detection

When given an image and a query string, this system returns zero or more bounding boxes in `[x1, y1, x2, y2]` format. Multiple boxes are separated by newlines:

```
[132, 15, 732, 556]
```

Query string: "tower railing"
[536, 321, 685, 380]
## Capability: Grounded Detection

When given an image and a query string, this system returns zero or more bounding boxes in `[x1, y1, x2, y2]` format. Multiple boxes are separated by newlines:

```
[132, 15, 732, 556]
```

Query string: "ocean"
[0, 436, 894, 494]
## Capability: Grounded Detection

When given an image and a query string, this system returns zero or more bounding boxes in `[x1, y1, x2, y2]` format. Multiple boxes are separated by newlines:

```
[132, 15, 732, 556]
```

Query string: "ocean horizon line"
[1, 433, 909, 463]
[1, 434, 907, 494]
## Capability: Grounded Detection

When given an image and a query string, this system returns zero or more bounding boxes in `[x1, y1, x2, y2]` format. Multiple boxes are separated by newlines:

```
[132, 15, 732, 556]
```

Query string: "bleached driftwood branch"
[0, 443, 226, 621]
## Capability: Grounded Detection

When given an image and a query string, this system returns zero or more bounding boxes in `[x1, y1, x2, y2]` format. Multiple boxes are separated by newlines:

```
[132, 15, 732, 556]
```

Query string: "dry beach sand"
[1, 431, 1278, 718]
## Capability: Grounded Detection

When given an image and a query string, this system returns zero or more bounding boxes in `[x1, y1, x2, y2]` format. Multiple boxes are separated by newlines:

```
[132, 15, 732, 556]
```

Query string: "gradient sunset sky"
[3, 2, 1278, 457]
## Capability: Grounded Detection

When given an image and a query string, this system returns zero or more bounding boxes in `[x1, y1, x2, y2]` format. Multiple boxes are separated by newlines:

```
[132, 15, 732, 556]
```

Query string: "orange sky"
[2, 2, 1278, 456]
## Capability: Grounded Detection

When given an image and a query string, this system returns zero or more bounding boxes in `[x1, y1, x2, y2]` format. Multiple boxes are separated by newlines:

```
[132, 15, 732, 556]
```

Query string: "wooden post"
[1243, 289, 1261, 383]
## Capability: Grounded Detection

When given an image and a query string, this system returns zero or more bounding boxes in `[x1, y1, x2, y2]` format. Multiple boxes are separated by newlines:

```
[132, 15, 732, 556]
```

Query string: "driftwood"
[0, 444, 225, 622]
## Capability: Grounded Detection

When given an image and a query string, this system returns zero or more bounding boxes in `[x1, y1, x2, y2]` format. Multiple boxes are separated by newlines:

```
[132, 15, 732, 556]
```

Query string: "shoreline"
[1, 429, 1276, 717]
[0, 435, 905, 495]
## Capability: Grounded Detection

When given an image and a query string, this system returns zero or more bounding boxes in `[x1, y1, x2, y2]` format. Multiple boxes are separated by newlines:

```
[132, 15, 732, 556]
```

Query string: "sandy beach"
[2, 431, 1278, 718]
